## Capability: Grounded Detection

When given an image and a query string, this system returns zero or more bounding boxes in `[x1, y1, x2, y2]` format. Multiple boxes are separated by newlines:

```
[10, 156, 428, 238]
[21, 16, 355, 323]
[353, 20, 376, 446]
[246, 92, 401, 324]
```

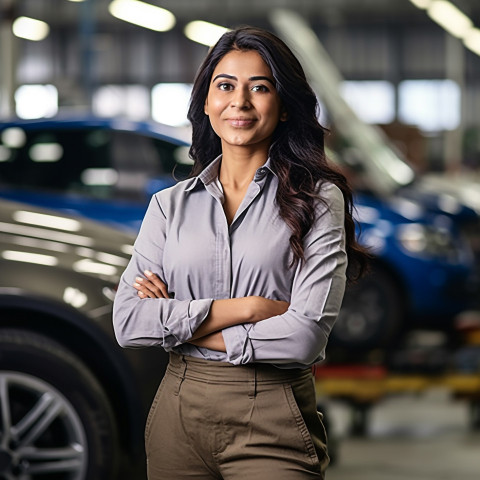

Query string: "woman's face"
[204, 49, 285, 154]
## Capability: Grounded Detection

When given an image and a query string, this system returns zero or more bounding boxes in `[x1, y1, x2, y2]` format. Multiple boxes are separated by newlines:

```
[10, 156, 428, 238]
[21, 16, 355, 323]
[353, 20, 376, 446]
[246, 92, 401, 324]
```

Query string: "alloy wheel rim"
[0, 372, 86, 480]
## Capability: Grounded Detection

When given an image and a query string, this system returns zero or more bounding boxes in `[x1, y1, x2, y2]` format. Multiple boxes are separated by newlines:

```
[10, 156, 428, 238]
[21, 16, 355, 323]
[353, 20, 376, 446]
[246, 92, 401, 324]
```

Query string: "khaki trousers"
[145, 353, 329, 479]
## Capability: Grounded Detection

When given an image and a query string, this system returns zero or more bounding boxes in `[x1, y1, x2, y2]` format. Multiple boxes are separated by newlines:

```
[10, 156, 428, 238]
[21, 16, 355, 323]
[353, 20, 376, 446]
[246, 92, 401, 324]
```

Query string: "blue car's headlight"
[396, 223, 459, 259]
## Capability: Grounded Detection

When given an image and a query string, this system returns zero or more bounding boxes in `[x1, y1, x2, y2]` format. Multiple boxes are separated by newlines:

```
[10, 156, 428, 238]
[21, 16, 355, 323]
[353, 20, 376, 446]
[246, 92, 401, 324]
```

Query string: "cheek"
[205, 100, 224, 132]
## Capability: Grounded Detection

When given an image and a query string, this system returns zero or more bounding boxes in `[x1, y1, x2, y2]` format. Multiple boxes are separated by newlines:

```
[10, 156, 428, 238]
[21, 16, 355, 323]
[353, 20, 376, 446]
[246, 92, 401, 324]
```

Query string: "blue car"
[0, 116, 478, 350]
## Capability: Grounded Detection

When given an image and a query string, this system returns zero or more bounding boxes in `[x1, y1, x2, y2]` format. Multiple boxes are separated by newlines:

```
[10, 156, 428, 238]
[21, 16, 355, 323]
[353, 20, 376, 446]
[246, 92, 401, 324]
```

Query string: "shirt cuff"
[163, 298, 214, 349]
[187, 298, 214, 336]
[222, 324, 253, 365]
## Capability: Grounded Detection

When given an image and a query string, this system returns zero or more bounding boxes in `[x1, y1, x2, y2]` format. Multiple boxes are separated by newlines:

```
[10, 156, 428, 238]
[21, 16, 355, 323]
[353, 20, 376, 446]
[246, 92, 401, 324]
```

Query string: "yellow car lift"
[314, 327, 480, 435]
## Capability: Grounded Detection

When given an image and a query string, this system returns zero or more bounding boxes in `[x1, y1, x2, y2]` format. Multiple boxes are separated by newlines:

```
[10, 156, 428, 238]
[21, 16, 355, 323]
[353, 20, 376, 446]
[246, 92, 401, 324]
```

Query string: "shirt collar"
[184, 155, 222, 192]
[185, 155, 277, 192]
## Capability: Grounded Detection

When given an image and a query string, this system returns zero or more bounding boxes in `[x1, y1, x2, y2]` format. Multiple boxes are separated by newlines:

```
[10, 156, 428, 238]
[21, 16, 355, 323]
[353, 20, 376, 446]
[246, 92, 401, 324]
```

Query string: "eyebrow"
[212, 73, 276, 86]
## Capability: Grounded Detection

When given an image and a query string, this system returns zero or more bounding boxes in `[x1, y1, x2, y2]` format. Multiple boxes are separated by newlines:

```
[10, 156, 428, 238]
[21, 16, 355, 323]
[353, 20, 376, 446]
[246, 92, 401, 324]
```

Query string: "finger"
[144, 270, 169, 298]
[133, 281, 156, 299]
[135, 276, 166, 299]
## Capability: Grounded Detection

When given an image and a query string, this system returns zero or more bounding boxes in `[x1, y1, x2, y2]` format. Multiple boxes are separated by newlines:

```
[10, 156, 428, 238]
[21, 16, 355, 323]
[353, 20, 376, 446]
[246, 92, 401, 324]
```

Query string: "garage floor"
[325, 389, 480, 480]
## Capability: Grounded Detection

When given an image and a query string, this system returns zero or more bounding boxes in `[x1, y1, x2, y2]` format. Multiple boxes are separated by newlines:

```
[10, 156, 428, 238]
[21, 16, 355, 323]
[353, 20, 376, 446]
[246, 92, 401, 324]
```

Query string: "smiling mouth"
[227, 118, 256, 127]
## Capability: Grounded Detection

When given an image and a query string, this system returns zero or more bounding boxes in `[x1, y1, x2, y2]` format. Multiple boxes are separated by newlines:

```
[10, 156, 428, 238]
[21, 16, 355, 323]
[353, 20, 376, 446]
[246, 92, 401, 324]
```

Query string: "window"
[340, 80, 396, 124]
[398, 79, 461, 132]
[151, 83, 193, 127]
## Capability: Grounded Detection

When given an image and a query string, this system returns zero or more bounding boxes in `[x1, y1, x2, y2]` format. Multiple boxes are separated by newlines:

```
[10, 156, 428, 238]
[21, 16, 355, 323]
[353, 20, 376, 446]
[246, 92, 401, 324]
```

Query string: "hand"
[133, 270, 169, 299]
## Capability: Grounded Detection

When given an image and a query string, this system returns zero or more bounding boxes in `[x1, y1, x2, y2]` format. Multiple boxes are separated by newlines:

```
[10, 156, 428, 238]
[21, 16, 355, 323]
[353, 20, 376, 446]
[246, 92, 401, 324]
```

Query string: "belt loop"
[248, 365, 257, 399]
[173, 355, 187, 396]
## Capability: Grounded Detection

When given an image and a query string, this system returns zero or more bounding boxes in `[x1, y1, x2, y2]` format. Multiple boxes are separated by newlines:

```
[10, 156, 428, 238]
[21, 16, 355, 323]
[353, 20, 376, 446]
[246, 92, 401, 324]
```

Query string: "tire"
[330, 267, 404, 350]
[0, 328, 119, 480]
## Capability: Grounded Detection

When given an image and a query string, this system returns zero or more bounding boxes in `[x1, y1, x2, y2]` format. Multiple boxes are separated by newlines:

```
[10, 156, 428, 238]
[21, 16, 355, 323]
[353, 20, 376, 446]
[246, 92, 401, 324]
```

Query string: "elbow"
[114, 329, 133, 349]
[296, 325, 328, 365]
[113, 317, 136, 348]
[112, 300, 140, 348]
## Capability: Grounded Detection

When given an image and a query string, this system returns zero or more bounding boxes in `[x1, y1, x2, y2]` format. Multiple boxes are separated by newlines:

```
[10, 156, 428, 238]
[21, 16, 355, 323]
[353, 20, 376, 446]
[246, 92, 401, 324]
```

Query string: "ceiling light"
[108, 0, 175, 32]
[427, 0, 473, 39]
[464, 28, 480, 56]
[184, 21, 229, 46]
[12, 16, 50, 41]
[14, 84, 58, 119]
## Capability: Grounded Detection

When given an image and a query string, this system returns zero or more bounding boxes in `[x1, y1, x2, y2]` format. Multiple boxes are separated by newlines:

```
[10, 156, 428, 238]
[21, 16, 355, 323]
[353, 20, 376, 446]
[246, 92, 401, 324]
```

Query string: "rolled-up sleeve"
[113, 195, 213, 349]
[222, 184, 347, 366]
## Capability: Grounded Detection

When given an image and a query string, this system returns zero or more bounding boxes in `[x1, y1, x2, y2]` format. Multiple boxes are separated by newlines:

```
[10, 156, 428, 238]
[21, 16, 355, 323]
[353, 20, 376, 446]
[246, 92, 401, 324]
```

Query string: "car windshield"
[0, 125, 191, 203]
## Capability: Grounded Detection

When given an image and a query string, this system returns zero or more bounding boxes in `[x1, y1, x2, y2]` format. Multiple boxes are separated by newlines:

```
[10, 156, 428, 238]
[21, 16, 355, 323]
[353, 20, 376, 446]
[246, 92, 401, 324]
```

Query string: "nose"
[231, 87, 250, 109]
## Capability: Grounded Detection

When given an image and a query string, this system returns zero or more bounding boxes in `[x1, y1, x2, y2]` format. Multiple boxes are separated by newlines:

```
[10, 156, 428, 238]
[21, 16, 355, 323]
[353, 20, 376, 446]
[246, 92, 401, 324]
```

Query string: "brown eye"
[218, 83, 233, 91]
[252, 85, 269, 93]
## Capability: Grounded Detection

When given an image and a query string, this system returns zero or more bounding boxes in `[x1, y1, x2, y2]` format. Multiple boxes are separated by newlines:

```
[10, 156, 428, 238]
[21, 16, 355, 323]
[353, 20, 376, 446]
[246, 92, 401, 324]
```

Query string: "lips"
[227, 118, 256, 127]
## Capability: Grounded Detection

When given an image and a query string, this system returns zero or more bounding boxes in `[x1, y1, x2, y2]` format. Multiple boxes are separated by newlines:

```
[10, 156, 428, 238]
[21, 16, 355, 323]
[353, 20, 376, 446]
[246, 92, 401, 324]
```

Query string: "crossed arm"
[133, 270, 289, 352]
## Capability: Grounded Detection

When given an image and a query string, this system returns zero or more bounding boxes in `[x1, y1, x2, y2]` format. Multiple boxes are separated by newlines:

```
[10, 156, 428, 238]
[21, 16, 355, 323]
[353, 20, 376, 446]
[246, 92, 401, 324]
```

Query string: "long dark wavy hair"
[187, 26, 368, 282]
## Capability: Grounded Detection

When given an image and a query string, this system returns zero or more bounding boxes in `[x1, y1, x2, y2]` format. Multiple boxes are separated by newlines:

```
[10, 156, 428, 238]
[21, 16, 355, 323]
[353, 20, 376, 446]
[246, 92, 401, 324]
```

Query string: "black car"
[0, 198, 169, 480]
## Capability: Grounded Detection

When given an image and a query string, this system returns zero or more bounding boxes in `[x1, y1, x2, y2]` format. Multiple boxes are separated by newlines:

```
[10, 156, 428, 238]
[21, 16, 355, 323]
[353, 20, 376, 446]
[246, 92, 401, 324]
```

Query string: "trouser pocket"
[144, 376, 167, 446]
[283, 380, 329, 473]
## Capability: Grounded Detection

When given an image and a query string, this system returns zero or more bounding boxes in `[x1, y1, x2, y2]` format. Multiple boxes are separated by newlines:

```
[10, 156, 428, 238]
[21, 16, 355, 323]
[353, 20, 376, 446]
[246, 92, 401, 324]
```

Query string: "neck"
[219, 143, 269, 188]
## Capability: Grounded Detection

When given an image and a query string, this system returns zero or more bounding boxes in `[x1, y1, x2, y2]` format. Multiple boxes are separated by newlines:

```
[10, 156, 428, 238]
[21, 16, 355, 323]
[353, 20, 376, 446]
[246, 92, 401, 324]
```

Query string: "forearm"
[189, 331, 226, 352]
[189, 297, 251, 341]
[130, 273, 289, 348]
[189, 296, 289, 341]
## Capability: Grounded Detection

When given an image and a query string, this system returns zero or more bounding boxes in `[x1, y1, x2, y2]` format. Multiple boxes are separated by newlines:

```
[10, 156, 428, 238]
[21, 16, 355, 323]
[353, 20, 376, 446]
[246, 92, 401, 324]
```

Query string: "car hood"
[399, 173, 480, 224]
[0, 198, 135, 284]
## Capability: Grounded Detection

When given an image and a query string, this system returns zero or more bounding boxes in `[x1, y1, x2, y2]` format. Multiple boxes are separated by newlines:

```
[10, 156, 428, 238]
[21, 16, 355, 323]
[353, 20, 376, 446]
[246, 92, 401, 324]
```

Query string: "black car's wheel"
[0, 329, 119, 480]
[330, 268, 404, 350]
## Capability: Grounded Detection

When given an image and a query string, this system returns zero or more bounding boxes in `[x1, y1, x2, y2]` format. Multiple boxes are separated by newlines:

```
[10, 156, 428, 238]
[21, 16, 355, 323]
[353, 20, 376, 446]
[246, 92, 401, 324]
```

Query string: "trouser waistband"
[167, 352, 311, 397]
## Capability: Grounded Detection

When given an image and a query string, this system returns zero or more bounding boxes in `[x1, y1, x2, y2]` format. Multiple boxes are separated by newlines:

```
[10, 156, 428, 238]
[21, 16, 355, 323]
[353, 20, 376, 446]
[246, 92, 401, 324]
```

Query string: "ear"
[280, 109, 288, 122]
[204, 99, 209, 116]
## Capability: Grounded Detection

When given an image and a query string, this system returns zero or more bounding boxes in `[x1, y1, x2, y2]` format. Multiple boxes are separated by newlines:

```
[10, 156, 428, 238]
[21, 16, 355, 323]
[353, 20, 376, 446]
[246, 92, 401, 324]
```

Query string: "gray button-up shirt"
[113, 156, 347, 368]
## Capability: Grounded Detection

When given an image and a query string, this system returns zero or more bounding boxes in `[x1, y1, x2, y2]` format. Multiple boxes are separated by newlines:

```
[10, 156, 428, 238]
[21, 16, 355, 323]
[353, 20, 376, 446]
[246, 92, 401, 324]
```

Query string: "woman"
[113, 26, 367, 479]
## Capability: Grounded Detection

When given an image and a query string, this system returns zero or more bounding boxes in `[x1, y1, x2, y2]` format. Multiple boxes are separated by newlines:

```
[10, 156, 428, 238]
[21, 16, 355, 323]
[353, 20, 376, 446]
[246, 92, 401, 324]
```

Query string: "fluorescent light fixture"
[13, 210, 82, 232]
[12, 16, 50, 41]
[409, 0, 432, 9]
[184, 20, 229, 46]
[108, 0, 175, 32]
[427, 0, 473, 38]
[464, 28, 480, 56]
[152, 83, 192, 126]
[15, 84, 58, 119]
